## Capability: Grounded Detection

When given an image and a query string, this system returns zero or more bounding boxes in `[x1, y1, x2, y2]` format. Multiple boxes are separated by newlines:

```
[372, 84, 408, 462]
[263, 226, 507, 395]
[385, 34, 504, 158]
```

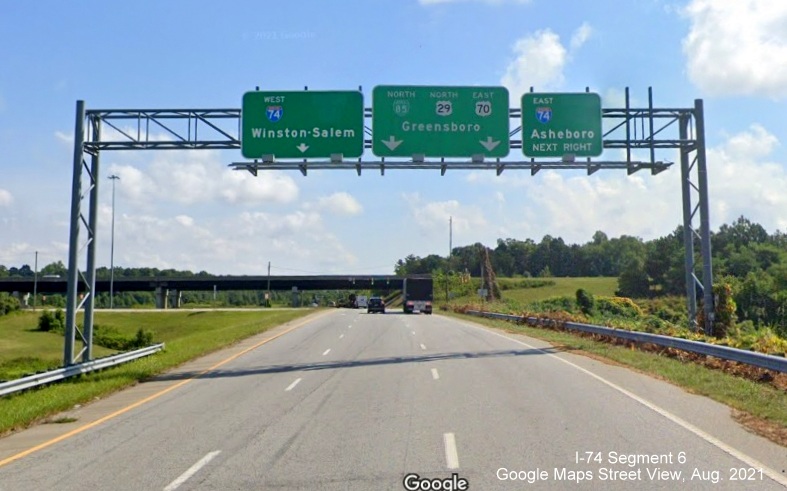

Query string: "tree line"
[395, 216, 787, 334]
[3, 215, 787, 331]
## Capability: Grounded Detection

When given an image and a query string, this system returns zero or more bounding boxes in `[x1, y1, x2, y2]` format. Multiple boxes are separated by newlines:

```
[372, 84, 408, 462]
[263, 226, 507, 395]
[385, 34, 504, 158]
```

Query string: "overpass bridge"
[0, 275, 406, 308]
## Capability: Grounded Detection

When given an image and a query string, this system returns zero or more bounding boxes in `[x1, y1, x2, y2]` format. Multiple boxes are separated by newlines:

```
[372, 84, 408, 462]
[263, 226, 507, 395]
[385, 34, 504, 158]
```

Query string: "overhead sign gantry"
[65, 86, 714, 368]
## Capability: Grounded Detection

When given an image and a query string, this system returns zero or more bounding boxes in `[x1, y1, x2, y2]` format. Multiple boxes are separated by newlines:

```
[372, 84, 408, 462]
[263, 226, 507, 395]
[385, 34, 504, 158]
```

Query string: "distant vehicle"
[367, 297, 385, 314]
[356, 295, 368, 309]
[402, 277, 433, 314]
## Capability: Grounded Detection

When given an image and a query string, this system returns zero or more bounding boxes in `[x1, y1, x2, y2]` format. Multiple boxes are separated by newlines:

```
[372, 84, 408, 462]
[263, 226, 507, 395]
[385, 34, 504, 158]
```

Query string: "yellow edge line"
[0, 310, 330, 468]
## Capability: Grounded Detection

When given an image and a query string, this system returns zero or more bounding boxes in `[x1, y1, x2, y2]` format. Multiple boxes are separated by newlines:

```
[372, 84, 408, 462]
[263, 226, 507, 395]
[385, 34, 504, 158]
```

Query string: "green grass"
[0, 311, 119, 380]
[0, 309, 312, 435]
[496, 277, 618, 304]
[439, 309, 787, 431]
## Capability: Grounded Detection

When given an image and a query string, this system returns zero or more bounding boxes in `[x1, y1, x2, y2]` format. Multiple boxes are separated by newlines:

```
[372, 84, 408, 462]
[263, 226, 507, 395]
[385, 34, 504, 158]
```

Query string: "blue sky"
[2, 0, 787, 275]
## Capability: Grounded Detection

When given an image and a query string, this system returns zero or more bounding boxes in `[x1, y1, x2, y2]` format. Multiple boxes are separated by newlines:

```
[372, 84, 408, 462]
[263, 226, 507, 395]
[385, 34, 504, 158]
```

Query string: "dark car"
[367, 297, 385, 314]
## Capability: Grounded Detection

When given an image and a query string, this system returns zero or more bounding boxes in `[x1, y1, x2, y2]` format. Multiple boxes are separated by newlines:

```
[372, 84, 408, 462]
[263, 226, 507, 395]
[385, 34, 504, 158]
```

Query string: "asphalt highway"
[0, 310, 784, 490]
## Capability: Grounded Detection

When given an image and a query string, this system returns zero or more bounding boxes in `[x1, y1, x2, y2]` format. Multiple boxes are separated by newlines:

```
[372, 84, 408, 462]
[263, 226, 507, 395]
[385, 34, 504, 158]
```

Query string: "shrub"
[500, 279, 555, 290]
[0, 293, 20, 316]
[92, 324, 129, 350]
[91, 325, 155, 351]
[595, 296, 644, 319]
[130, 328, 155, 349]
[641, 316, 666, 332]
[529, 296, 576, 314]
[752, 330, 787, 355]
[576, 289, 595, 316]
[37, 309, 65, 333]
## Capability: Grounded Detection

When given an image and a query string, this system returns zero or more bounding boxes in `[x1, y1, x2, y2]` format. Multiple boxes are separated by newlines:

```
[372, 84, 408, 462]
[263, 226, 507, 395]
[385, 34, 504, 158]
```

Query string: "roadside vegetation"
[0, 309, 312, 435]
[438, 306, 787, 444]
[432, 276, 787, 444]
[398, 216, 787, 341]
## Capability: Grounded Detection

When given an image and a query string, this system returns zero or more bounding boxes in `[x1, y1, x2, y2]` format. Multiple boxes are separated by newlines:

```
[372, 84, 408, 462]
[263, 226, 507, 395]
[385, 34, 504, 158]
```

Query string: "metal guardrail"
[466, 310, 787, 373]
[0, 343, 165, 397]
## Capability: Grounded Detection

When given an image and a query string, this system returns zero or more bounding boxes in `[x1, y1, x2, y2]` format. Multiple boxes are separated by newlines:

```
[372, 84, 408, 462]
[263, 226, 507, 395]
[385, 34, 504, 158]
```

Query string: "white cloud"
[103, 208, 356, 274]
[174, 215, 195, 227]
[464, 124, 787, 244]
[708, 125, 787, 230]
[501, 24, 592, 100]
[0, 189, 12, 206]
[501, 30, 566, 98]
[237, 210, 323, 238]
[682, 0, 787, 99]
[54, 131, 72, 144]
[570, 22, 593, 50]
[221, 170, 299, 205]
[106, 150, 299, 208]
[311, 192, 363, 216]
[402, 193, 487, 236]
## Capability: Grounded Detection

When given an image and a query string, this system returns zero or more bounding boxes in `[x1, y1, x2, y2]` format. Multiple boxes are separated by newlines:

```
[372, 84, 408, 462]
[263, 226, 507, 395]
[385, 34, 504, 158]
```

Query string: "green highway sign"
[372, 85, 510, 158]
[521, 92, 603, 158]
[241, 90, 364, 159]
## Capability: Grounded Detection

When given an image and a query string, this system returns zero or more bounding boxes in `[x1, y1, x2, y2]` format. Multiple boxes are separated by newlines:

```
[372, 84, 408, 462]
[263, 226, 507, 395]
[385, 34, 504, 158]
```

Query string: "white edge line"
[458, 319, 787, 487]
[322, 348, 331, 356]
[285, 378, 302, 392]
[443, 433, 459, 470]
[431, 368, 440, 380]
[163, 450, 221, 491]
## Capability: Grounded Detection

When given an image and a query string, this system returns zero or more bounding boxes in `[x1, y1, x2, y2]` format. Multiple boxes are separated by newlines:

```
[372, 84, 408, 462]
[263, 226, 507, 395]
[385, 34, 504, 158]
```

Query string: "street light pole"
[108, 175, 120, 309]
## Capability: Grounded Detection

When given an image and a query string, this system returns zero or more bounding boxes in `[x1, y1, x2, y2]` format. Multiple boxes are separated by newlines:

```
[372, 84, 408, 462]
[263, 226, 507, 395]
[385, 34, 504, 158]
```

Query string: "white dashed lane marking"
[164, 451, 221, 491]
[443, 433, 459, 470]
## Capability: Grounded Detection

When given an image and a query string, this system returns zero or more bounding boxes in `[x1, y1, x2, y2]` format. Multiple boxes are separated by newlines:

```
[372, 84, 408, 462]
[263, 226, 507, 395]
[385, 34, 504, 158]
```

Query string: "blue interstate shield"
[536, 106, 552, 124]
[266, 105, 283, 122]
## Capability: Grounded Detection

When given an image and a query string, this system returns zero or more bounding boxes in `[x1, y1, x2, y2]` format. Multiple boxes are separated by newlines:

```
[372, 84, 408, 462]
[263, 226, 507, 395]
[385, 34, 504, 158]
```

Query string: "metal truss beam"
[229, 160, 672, 176]
[84, 109, 241, 152]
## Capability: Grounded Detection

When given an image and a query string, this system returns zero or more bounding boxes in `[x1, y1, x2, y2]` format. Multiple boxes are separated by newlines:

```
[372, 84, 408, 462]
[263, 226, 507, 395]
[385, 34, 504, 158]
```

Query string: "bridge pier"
[169, 289, 181, 309]
[155, 286, 166, 309]
[291, 287, 300, 308]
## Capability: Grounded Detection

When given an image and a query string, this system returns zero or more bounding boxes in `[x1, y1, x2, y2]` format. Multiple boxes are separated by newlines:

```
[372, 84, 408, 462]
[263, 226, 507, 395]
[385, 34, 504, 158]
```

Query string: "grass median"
[0, 309, 314, 435]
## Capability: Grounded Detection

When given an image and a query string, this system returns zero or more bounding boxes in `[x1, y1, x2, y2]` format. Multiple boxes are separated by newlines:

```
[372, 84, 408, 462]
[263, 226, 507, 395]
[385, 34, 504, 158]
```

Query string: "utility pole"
[33, 251, 38, 310]
[108, 174, 120, 309]
[449, 216, 453, 258]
